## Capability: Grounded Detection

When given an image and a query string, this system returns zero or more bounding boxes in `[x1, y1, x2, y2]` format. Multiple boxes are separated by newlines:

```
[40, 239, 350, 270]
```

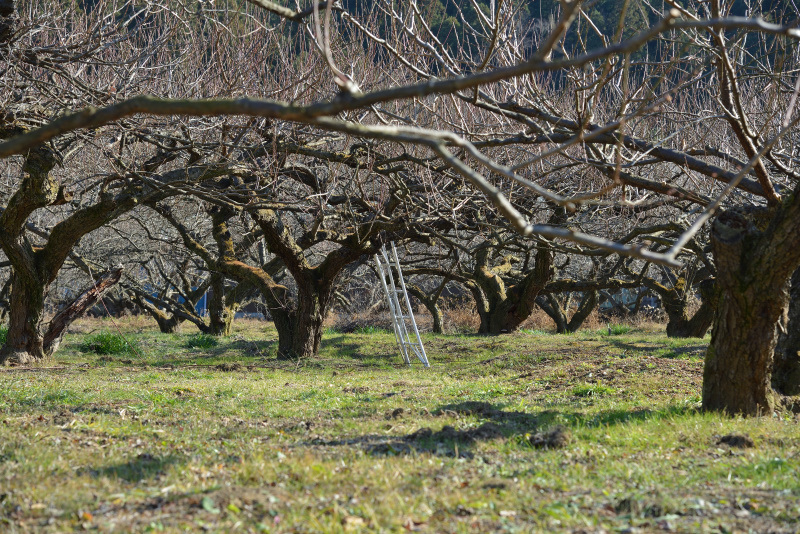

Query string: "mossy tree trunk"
[470, 245, 553, 335]
[207, 273, 237, 336]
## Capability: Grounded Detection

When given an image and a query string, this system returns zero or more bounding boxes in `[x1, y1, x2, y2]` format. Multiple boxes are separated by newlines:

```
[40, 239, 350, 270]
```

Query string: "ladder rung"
[376, 241, 428, 367]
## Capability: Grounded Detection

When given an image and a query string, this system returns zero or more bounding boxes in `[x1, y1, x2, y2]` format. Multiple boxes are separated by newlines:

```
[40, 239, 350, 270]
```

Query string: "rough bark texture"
[774, 267, 800, 396]
[663, 278, 717, 338]
[276, 286, 329, 360]
[43, 268, 123, 355]
[471, 246, 552, 335]
[702, 204, 800, 415]
[207, 273, 238, 337]
[0, 271, 46, 365]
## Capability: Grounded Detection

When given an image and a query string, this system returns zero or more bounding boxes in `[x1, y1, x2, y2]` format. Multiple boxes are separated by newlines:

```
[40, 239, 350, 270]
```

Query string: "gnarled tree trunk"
[0, 268, 123, 365]
[702, 207, 800, 415]
[537, 290, 598, 334]
[0, 270, 47, 365]
[470, 246, 552, 335]
[271, 275, 334, 360]
[774, 267, 800, 397]
[664, 279, 716, 338]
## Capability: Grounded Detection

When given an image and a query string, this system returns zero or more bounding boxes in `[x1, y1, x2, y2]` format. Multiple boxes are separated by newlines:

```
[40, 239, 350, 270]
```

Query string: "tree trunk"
[537, 294, 568, 333]
[207, 273, 236, 336]
[273, 286, 329, 360]
[538, 290, 598, 334]
[133, 294, 184, 334]
[43, 268, 123, 355]
[156, 315, 183, 334]
[774, 267, 800, 396]
[431, 303, 443, 334]
[0, 276, 10, 324]
[469, 284, 493, 335]
[0, 271, 46, 365]
[406, 282, 445, 334]
[702, 210, 789, 415]
[567, 290, 598, 333]
[663, 279, 716, 338]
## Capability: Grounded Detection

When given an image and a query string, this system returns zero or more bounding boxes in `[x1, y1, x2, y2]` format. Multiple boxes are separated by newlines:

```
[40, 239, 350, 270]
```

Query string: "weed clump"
[186, 333, 219, 349]
[604, 323, 632, 336]
[571, 383, 615, 397]
[81, 331, 138, 355]
[0, 325, 7, 345]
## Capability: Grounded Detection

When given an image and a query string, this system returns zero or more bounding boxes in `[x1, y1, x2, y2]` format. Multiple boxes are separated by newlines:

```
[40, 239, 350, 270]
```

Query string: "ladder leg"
[375, 253, 409, 364]
[375, 243, 430, 367]
[390, 243, 430, 367]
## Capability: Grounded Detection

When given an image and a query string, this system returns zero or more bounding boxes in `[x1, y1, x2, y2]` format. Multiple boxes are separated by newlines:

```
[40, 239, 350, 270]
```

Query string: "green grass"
[185, 333, 219, 349]
[0, 318, 798, 533]
[79, 331, 139, 355]
[0, 325, 6, 345]
[519, 328, 549, 336]
[353, 325, 392, 335]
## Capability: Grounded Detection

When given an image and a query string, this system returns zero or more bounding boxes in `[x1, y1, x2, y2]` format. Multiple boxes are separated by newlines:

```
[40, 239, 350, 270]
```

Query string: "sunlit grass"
[0, 318, 797, 533]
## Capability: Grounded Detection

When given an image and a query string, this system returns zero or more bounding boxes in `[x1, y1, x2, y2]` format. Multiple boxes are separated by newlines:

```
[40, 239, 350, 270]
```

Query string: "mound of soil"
[528, 425, 571, 449]
[717, 434, 755, 448]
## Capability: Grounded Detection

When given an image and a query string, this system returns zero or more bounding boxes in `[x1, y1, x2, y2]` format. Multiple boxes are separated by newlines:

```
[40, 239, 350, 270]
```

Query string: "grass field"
[1, 318, 798, 533]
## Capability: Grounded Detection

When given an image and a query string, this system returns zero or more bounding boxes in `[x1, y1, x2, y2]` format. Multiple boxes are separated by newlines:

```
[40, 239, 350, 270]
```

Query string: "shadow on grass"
[301, 401, 697, 459]
[318, 335, 405, 367]
[84, 337, 279, 368]
[605, 339, 707, 359]
[79, 454, 181, 483]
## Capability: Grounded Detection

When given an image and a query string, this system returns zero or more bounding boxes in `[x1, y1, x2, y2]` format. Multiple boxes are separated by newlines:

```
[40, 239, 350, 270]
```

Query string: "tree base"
[0, 348, 42, 366]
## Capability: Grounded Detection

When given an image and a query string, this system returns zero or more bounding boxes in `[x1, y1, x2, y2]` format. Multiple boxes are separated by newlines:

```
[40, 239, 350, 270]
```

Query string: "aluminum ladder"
[374, 242, 430, 367]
